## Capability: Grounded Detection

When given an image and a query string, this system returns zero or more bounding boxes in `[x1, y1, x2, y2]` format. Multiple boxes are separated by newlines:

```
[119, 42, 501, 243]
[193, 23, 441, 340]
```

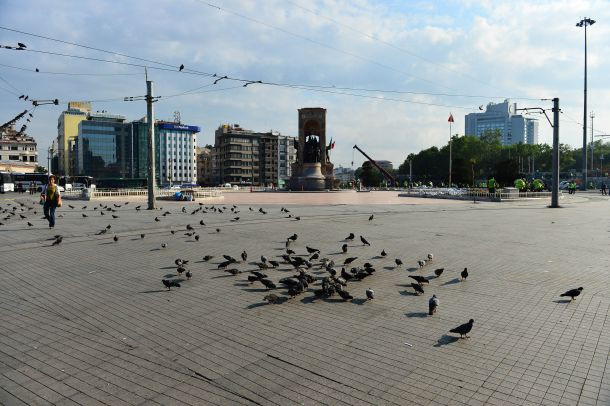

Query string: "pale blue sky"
[1, 0, 609, 169]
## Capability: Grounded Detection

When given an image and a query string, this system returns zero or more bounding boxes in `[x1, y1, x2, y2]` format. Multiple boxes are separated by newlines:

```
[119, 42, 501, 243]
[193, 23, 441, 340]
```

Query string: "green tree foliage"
[398, 131, 609, 186]
[355, 161, 384, 187]
[34, 165, 48, 174]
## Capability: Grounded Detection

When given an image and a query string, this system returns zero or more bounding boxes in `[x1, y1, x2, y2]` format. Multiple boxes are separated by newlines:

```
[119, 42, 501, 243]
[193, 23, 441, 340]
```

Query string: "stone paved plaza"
[0, 191, 609, 405]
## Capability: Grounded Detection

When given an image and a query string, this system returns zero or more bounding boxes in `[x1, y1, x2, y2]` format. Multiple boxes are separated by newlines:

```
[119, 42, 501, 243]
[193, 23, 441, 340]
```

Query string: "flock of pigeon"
[2, 198, 585, 341]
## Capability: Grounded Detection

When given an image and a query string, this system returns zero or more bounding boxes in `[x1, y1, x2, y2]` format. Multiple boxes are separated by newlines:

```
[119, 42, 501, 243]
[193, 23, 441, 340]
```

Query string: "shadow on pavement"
[434, 334, 459, 347]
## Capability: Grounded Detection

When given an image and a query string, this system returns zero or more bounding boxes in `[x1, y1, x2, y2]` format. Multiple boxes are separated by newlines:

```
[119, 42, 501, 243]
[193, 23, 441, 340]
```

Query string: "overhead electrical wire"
[0, 62, 143, 76]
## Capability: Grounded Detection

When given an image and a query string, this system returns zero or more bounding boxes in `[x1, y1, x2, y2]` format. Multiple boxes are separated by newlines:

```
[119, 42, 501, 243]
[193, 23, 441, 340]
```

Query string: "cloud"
[1, 0, 610, 171]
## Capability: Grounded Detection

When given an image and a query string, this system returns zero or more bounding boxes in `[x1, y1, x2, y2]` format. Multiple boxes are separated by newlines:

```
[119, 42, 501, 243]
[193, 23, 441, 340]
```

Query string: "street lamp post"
[576, 17, 595, 190]
[590, 112, 595, 175]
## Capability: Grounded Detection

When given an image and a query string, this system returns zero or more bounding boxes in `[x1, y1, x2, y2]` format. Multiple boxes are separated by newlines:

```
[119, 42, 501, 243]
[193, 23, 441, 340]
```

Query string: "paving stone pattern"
[0, 192, 609, 405]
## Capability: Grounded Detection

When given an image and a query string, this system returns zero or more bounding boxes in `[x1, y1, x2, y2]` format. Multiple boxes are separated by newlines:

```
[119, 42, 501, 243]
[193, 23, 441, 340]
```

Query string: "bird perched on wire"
[429, 295, 439, 315]
[434, 268, 444, 277]
[461, 267, 468, 281]
[360, 236, 370, 246]
[365, 288, 374, 300]
[179, 64, 185, 71]
[560, 287, 583, 301]
[450, 319, 474, 338]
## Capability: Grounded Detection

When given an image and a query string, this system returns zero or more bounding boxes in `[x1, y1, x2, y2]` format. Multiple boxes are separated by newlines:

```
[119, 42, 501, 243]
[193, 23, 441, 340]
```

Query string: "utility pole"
[590, 112, 595, 175]
[577, 17, 595, 190]
[409, 159, 412, 188]
[146, 80, 156, 209]
[551, 98, 560, 208]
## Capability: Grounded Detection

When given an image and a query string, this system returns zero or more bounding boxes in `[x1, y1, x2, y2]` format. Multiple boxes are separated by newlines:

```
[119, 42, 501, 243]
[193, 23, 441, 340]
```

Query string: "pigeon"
[429, 295, 439, 315]
[135, 205, 141, 211]
[560, 287, 583, 301]
[261, 255, 268, 263]
[175, 258, 189, 266]
[112, 215, 119, 219]
[231, 217, 240, 222]
[186, 224, 194, 231]
[202, 255, 213, 261]
[68, 205, 75, 209]
[342, 244, 348, 253]
[223, 255, 237, 263]
[306, 246, 320, 254]
[260, 279, 276, 290]
[161, 243, 167, 248]
[17, 42, 26, 49]
[368, 214, 374, 221]
[461, 267, 468, 281]
[251, 271, 267, 279]
[106, 224, 111, 229]
[170, 230, 175, 234]
[309, 252, 319, 261]
[215, 228, 220, 233]
[113, 235, 118, 242]
[195, 235, 200, 241]
[185, 270, 192, 279]
[179, 64, 184, 71]
[140, 234, 145, 239]
[268, 260, 279, 268]
[176, 266, 186, 275]
[338, 289, 353, 301]
[27, 222, 33, 227]
[82, 213, 88, 218]
[411, 283, 424, 295]
[199, 220, 205, 226]
[344, 257, 357, 265]
[286, 249, 295, 255]
[155, 217, 160, 222]
[162, 279, 181, 290]
[434, 268, 444, 277]
[345, 233, 355, 241]
[264, 293, 281, 304]
[365, 288, 374, 300]
[224, 268, 241, 275]
[418, 259, 426, 268]
[51, 236, 63, 246]
[409, 275, 429, 285]
[450, 319, 474, 338]
[427, 253, 434, 261]
[395, 258, 403, 267]
[381, 249, 387, 257]
[360, 236, 370, 246]
[288, 233, 298, 241]
[241, 251, 247, 262]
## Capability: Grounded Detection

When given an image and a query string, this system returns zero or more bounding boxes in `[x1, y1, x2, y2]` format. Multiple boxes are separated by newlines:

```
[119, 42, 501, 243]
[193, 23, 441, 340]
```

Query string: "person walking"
[602, 182, 607, 196]
[41, 175, 62, 228]
[487, 177, 497, 194]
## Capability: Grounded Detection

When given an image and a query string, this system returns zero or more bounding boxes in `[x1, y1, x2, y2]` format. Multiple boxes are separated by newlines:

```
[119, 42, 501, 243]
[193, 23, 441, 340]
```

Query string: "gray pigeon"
[428, 295, 439, 315]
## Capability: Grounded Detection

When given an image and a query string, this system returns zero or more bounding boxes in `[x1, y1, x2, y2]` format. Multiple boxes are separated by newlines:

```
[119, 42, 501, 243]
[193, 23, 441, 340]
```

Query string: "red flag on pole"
[448, 113, 454, 123]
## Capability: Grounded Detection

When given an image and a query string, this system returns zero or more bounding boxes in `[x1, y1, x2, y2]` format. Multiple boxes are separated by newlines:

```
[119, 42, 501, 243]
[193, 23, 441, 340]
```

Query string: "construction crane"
[352, 144, 397, 186]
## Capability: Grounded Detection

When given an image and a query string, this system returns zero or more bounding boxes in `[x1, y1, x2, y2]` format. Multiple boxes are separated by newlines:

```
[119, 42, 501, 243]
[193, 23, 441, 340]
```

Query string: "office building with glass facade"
[465, 100, 539, 145]
[75, 113, 131, 178]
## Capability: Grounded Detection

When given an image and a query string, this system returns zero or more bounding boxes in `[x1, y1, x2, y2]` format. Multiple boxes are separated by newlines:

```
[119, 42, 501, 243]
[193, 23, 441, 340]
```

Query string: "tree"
[357, 161, 383, 187]
[34, 165, 48, 174]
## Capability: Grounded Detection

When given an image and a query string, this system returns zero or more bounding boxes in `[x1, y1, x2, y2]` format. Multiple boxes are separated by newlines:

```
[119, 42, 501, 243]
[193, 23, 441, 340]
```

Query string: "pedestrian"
[602, 182, 607, 196]
[41, 175, 62, 228]
[29, 181, 35, 195]
[487, 177, 497, 194]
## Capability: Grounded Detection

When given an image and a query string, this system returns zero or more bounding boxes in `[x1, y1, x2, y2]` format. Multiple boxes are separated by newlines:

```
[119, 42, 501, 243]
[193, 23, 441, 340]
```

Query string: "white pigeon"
[365, 288, 374, 300]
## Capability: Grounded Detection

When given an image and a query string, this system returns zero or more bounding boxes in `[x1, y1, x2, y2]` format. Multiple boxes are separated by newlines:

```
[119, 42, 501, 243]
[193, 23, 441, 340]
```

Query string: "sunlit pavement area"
[0, 191, 609, 405]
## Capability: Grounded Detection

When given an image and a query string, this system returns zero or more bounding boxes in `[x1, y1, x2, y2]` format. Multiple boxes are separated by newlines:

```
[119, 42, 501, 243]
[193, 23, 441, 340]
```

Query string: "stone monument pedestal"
[292, 163, 326, 191]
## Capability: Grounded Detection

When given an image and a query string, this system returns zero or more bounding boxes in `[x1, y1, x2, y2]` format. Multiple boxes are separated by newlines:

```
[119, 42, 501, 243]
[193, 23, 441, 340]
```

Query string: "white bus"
[0, 172, 14, 193]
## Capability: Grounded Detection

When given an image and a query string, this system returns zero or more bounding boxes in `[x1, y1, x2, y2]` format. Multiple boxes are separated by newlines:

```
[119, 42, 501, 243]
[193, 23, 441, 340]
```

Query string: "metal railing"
[63, 187, 224, 200]
[399, 187, 561, 201]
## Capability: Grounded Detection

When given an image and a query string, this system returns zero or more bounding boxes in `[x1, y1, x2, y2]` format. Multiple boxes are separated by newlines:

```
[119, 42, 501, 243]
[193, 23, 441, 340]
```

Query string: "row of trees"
[355, 130, 610, 187]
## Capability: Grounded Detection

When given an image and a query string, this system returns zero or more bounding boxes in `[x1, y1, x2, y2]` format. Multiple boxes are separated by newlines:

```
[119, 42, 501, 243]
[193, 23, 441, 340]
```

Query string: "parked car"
[559, 181, 570, 190]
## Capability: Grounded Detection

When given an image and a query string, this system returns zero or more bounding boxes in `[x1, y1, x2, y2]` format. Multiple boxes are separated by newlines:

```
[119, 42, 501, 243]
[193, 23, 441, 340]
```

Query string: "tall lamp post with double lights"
[576, 17, 595, 190]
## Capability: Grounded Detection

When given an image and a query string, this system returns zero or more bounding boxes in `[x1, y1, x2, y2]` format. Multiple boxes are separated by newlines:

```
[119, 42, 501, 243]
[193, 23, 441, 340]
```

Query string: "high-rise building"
[56, 101, 91, 176]
[75, 112, 131, 178]
[156, 122, 200, 185]
[212, 124, 296, 187]
[0, 124, 38, 172]
[465, 100, 538, 145]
